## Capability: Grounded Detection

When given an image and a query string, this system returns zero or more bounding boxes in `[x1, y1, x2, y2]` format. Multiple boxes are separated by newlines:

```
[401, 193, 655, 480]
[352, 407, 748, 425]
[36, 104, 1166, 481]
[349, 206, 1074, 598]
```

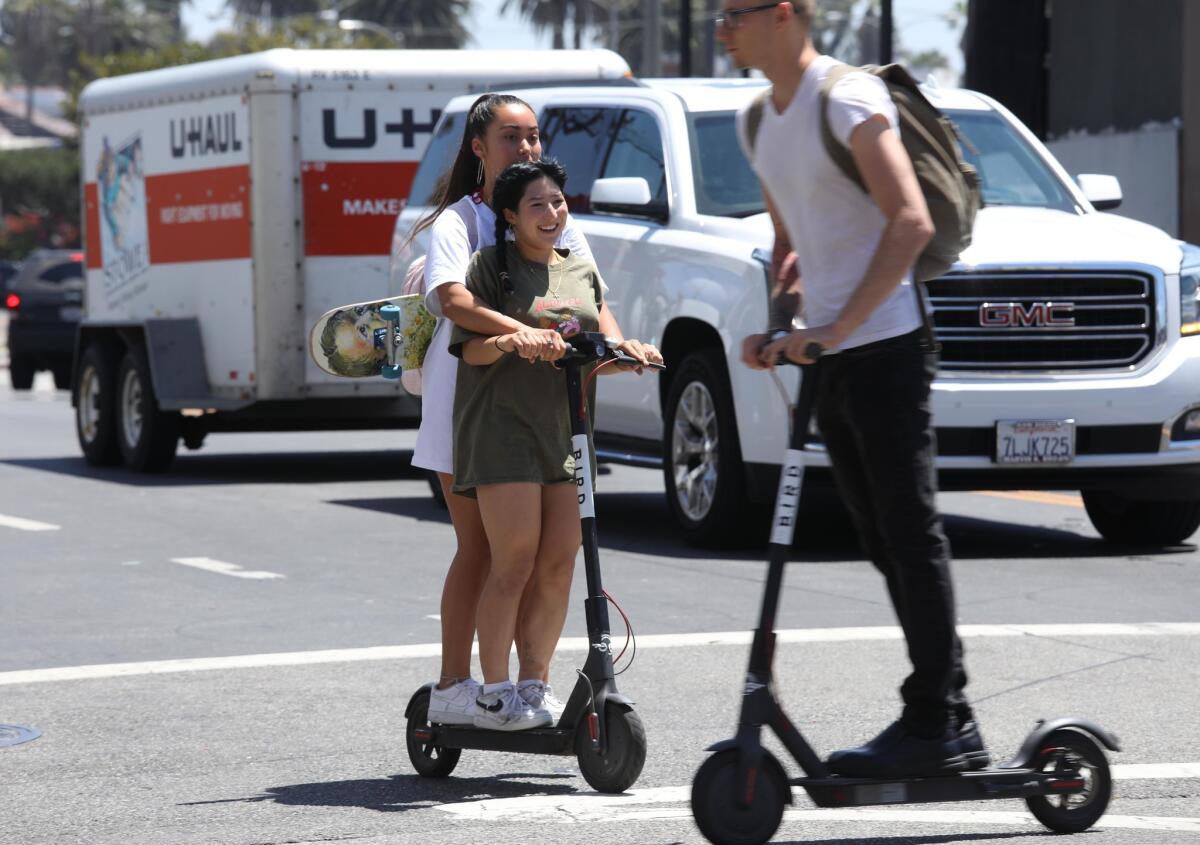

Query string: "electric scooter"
[404, 332, 665, 794]
[690, 347, 1119, 845]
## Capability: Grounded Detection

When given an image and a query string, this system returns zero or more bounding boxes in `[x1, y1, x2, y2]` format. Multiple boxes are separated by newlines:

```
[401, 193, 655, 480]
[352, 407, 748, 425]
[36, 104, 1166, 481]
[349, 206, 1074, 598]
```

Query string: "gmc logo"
[979, 302, 1076, 328]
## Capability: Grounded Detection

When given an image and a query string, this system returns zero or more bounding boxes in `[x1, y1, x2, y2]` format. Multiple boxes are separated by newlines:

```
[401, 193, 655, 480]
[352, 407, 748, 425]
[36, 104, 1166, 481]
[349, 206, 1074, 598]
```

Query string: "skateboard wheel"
[382, 365, 402, 380]
[381, 305, 401, 322]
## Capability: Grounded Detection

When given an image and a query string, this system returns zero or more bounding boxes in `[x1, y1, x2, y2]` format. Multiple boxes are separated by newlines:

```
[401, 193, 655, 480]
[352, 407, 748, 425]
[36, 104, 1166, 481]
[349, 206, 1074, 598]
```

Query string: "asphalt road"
[1, 374, 1198, 845]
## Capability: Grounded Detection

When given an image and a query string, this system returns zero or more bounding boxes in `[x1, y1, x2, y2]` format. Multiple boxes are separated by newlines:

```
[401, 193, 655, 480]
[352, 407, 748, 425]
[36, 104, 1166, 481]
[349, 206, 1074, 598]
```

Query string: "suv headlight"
[1181, 244, 1200, 335]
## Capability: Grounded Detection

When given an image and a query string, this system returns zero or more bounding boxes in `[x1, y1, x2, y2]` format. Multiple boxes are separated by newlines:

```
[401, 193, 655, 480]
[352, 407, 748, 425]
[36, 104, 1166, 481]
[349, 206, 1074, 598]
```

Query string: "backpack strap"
[818, 63, 940, 354]
[818, 63, 869, 191]
[745, 88, 771, 156]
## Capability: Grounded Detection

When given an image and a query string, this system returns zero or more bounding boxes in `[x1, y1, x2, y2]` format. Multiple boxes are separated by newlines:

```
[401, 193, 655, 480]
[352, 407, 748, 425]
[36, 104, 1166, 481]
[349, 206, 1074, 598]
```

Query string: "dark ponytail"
[490, 158, 568, 292]
[403, 93, 534, 249]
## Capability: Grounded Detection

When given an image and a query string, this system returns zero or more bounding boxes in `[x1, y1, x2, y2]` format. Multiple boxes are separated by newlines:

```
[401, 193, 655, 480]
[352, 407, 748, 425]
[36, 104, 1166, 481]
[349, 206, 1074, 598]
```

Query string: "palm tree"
[342, 0, 474, 48]
[502, 0, 607, 50]
[225, 0, 323, 19]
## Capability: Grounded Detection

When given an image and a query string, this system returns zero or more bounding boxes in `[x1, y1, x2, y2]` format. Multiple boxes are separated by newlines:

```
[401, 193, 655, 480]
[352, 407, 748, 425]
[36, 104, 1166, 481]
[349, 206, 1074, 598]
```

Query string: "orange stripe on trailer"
[83, 182, 102, 270]
[145, 165, 252, 264]
[301, 160, 417, 257]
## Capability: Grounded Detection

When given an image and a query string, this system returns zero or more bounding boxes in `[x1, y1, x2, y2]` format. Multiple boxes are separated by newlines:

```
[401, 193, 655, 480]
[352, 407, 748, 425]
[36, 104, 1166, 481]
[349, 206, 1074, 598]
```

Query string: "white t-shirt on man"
[412, 193, 603, 475]
[736, 54, 922, 352]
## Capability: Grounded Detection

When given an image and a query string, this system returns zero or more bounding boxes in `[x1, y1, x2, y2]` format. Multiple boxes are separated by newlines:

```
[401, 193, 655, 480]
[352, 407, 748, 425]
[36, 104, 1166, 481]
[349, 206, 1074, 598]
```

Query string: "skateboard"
[308, 294, 435, 379]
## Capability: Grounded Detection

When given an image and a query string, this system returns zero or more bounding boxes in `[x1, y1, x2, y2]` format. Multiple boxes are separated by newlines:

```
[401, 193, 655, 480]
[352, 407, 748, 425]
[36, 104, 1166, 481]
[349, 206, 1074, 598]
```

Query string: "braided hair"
[491, 158, 568, 292]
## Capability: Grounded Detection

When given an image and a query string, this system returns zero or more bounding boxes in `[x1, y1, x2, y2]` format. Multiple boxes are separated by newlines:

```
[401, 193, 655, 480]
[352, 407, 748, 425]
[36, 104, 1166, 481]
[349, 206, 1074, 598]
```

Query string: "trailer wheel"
[116, 347, 179, 472]
[75, 343, 121, 466]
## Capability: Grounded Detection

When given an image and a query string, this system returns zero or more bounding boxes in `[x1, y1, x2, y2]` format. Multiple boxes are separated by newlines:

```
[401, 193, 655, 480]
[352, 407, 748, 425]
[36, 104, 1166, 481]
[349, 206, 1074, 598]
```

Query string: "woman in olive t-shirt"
[447, 160, 663, 731]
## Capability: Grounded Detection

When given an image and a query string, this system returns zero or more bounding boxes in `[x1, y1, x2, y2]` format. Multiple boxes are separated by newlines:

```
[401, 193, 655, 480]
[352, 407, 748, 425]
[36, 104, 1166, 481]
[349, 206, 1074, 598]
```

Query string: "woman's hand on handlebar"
[499, 329, 553, 362]
[615, 339, 663, 374]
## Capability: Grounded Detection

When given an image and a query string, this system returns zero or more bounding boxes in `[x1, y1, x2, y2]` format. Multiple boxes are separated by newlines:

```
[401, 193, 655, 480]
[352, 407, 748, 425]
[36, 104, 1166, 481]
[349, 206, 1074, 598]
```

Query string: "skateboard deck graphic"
[308, 294, 434, 378]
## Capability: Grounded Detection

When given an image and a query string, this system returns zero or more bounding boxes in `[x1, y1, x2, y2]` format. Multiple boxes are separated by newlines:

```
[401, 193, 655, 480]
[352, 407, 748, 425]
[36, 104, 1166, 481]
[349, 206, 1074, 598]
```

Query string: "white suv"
[393, 78, 1200, 547]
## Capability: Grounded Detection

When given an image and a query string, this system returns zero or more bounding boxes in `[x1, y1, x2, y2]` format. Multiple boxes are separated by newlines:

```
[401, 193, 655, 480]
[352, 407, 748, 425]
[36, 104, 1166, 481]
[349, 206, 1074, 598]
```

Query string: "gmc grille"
[927, 271, 1156, 371]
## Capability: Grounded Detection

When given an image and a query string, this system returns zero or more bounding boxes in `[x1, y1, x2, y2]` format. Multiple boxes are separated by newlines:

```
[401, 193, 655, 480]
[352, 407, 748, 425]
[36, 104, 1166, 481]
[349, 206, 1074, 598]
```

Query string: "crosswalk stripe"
[0, 513, 60, 532]
[1, 622, 1198, 686]
[170, 557, 285, 580]
[436, 783, 1199, 829]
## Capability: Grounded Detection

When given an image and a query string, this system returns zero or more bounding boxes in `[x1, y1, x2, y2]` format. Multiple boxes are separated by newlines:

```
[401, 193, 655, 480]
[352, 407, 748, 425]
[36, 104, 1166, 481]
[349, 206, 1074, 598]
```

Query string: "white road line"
[435, 786, 1200, 830]
[0, 513, 60, 532]
[1115, 762, 1200, 779]
[2, 622, 1199, 686]
[170, 557, 285, 581]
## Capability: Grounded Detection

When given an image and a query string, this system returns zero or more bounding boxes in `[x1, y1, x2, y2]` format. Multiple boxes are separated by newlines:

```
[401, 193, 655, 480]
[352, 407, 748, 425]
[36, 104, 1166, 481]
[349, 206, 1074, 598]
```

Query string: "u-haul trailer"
[73, 47, 630, 470]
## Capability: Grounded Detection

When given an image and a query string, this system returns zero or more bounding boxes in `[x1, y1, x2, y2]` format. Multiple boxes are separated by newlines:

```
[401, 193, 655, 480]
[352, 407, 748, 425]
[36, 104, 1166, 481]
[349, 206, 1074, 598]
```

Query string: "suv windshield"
[688, 106, 1080, 218]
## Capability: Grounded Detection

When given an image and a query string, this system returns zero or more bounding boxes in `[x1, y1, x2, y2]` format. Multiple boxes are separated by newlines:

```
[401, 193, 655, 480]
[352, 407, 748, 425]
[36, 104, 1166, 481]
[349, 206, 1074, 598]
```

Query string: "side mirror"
[591, 177, 668, 222]
[1076, 174, 1123, 211]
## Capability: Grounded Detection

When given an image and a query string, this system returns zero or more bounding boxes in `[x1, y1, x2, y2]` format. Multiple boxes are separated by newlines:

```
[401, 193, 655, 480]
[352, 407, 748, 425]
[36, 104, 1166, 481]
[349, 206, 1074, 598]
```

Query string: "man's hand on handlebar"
[757, 325, 840, 367]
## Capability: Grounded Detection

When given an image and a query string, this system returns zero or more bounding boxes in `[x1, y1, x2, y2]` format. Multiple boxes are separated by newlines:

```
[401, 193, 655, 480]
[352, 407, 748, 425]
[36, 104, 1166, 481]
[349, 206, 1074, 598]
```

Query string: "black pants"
[815, 329, 971, 736]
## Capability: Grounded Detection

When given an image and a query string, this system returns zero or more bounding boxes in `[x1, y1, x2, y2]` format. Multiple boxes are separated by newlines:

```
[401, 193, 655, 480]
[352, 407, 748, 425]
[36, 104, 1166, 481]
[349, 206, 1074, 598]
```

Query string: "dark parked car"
[5, 249, 84, 390]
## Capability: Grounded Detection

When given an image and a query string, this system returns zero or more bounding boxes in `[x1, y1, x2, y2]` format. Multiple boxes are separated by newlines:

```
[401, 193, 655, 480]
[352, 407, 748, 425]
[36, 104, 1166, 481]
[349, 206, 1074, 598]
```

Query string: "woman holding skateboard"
[448, 159, 661, 729]
[404, 94, 657, 728]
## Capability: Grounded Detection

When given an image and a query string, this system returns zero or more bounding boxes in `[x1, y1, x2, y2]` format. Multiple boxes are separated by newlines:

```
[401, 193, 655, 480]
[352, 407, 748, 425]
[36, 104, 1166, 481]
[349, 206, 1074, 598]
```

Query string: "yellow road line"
[974, 490, 1084, 508]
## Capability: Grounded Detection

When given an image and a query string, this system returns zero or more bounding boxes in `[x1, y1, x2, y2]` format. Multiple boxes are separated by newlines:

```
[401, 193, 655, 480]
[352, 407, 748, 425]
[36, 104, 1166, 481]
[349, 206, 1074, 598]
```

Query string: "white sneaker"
[427, 679, 480, 726]
[518, 680, 565, 722]
[473, 682, 552, 731]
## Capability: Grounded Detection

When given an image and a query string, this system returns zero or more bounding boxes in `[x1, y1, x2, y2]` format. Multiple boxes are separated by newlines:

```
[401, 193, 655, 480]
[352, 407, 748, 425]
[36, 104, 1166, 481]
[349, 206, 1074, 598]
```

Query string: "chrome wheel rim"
[119, 368, 143, 451]
[76, 365, 102, 444]
[671, 380, 719, 522]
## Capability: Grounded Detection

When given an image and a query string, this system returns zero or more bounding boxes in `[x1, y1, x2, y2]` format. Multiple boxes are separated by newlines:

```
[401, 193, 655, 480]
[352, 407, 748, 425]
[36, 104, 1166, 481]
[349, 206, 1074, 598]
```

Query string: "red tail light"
[4, 293, 19, 310]
[70, 252, 84, 262]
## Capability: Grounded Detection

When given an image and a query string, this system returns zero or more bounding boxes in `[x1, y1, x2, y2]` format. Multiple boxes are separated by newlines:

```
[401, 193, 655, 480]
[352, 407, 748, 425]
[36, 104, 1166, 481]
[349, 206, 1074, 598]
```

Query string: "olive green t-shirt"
[449, 244, 603, 495]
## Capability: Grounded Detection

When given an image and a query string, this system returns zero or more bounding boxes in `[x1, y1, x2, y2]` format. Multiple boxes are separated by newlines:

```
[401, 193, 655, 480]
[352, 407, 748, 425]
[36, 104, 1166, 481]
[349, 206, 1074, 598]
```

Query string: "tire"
[115, 347, 179, 472]
[1083, 491, 1200, 546]
[663, 350, 762, 547]
[74, 344, 122, 467]
[52, 361, 72, 391]
[9, 355, 34, 390]
[691, 749, 790, 845]
[575, 703, 646, 794]
[405, 688, 461, 778]
[1025, 729, 1112, 834]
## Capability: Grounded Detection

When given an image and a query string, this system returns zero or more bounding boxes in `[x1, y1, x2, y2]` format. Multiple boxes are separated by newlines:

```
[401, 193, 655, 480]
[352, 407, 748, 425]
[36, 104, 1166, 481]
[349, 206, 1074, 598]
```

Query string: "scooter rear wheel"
[405, 688, 462, 778]
[1025, 729, 1112, 833]
[691, 749, 789, 845]
[575, 703, 646, 794]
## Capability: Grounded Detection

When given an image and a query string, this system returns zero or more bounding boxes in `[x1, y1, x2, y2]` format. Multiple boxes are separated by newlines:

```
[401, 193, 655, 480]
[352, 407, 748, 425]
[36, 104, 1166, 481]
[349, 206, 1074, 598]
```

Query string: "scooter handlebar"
[765, 330, 824, 366]
[557, 332, 666, 370]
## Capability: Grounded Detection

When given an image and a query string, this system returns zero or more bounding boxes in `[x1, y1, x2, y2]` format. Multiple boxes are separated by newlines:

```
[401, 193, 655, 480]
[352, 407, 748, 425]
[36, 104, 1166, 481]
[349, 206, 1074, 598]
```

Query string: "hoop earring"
[477, 160, 484, 185]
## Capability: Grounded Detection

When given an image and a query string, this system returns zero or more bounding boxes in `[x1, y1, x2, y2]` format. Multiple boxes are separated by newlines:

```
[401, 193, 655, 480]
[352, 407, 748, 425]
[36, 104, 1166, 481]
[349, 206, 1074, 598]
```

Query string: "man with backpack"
[723, 0, 990, 778]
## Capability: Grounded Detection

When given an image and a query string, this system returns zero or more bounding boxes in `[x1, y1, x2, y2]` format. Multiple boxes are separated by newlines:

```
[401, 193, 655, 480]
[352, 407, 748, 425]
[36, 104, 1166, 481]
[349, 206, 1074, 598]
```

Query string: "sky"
[182, 0, 964, 78]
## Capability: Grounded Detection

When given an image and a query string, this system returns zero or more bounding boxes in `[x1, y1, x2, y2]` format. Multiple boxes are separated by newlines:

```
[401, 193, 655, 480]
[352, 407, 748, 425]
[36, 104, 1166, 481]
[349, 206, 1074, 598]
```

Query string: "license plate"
[995, 419, 1075, 465]
[59, 306, 83, 321]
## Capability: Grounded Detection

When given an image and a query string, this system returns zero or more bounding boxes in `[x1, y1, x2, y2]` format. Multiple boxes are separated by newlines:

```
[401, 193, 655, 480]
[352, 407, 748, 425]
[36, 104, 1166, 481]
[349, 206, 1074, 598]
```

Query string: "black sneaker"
[827, 721, 967, 778]
[958, 719, 992, 771]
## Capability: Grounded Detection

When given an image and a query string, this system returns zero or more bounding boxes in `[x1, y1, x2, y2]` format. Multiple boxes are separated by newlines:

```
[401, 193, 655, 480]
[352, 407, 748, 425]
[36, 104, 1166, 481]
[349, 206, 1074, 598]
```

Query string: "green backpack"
[746, 63, 981, 284]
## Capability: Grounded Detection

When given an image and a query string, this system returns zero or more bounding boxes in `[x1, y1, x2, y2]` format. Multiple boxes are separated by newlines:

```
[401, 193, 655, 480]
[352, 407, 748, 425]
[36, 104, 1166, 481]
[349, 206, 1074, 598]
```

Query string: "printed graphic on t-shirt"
[535, 298, 585, 337]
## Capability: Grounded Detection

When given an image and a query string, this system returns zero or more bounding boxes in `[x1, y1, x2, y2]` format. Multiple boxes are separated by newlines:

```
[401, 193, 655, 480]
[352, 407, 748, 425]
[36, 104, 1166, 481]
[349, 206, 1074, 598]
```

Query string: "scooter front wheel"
[1025, 729, 1112, 833]
[575, 703, 646, 793]
[405, 688, 462, 778]
[692, 749, 789, 845]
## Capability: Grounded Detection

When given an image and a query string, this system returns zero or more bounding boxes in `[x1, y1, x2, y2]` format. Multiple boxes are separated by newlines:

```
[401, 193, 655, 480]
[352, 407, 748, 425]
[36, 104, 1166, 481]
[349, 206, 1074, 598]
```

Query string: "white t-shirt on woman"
[411, 193, 604, 475]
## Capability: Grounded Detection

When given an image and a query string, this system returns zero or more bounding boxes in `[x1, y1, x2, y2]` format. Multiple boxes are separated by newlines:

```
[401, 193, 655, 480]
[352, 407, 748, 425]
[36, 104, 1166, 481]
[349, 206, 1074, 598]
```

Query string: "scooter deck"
[419, 722, 577, 756]
[796, 767, 1081, 808]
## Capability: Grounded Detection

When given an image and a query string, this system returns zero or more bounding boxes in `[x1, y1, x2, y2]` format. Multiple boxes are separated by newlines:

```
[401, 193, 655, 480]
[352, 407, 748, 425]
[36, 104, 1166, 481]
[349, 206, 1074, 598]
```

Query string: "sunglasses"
[712, 2, 782, 32]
